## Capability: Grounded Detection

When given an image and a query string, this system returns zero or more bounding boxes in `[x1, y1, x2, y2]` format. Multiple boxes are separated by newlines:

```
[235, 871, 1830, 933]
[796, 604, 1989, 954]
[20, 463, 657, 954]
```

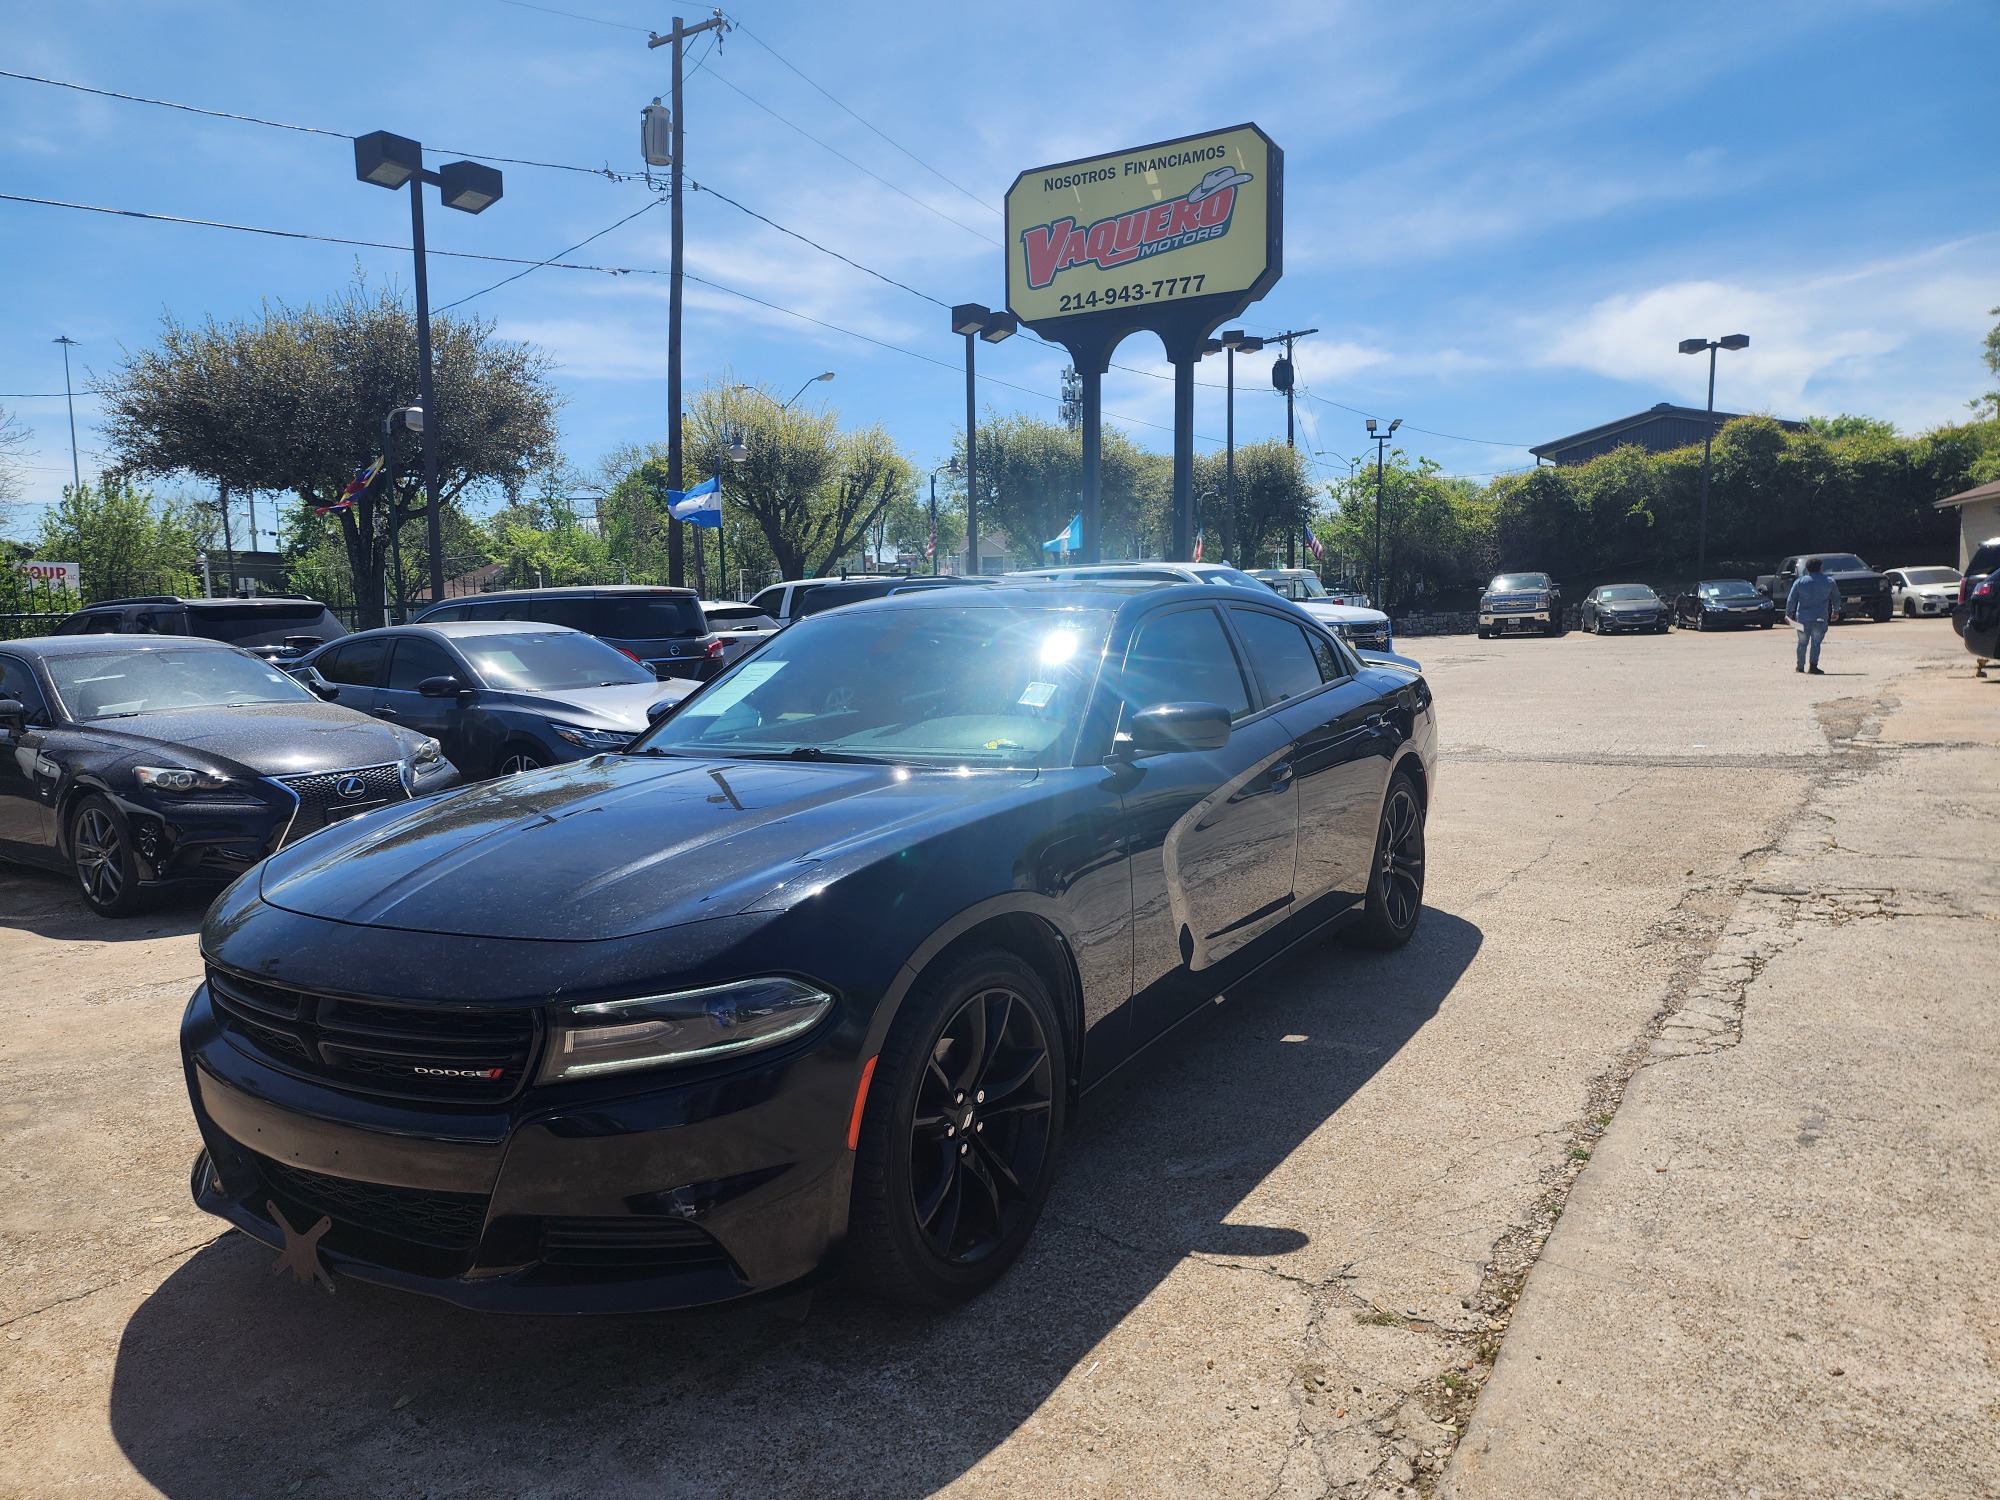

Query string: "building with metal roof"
[1530, 402, 1806, 467]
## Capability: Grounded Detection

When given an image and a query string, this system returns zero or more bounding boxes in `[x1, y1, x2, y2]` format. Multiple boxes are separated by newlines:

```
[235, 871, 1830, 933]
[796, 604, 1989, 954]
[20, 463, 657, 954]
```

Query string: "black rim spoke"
[977, 1047, 1048, 1105]
[1377, 789, 1424, 929]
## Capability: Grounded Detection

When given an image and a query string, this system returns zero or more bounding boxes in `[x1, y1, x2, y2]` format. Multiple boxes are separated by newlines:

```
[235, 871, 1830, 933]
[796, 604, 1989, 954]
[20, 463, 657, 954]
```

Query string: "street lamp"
[1678, 333, 1750, 578]
[928, 456, 961, 576]
[354, 129, 504, 606]
[1220, 329, 1266, 566]
[1365, 417, 1402, 610]
[949, 304, 1018, 577]
[382, 404, 423, 621]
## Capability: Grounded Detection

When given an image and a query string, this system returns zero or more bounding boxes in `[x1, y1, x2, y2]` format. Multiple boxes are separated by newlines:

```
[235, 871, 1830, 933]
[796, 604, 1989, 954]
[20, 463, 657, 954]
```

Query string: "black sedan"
[1674, 579, 1778, 631]
[180, 582, 1437, 1312]
[1579, 584, 1669, 634]
[293, 622, 696, 779]
[0, 636, 456, 916]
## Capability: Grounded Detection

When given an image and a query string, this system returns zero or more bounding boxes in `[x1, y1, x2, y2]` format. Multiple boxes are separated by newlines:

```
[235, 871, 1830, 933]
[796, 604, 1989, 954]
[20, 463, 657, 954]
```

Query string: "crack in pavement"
[1, 1234, 225, 1329]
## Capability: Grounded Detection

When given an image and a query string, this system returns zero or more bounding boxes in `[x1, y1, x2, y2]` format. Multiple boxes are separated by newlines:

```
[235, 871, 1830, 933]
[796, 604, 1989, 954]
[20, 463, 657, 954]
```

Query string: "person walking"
[1786, 556, 1841, 674]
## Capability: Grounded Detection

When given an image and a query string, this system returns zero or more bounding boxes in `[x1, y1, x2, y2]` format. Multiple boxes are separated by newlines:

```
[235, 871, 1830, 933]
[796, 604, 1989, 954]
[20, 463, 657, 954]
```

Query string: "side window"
[53, 614, 91, 635]
[502, 599, 592, 632]
[386, 636, 460, 691]
[748, 586, 788, 619]
[1122, 607, 1252, 722]
[318, 636, 389, 687]
[1227, 607, 1327, 705]
[0, 656, 51, 722]
[422, 603, 470, 623]
[1306, 630, 1349, 683]
[83, 612, 127, 634]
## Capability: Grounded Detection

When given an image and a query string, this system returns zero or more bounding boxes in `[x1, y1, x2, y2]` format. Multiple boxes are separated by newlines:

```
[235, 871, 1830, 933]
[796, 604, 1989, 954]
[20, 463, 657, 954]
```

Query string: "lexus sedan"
[292, 623, 696, 779]
[1674, 579, 1778, 631]
[0, 636, 455, 916]
[181, 582, 1436, 1313]
[1579, 584, 1669, 634]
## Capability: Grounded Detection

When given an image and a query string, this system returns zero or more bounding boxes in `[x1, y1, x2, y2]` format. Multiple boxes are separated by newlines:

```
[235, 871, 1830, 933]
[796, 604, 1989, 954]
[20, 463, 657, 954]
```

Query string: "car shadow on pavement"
[107, 910, 1481, 1499]
[0, 867, 209, 941]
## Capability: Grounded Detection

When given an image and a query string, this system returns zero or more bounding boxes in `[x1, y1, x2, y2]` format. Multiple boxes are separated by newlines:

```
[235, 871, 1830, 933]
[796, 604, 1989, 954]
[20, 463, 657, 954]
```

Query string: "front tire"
[70, 794, 149, 918]
[848, 948, 1066, 1307]
[495, 744, 544, 777]
[1344, 771, 1426, 951]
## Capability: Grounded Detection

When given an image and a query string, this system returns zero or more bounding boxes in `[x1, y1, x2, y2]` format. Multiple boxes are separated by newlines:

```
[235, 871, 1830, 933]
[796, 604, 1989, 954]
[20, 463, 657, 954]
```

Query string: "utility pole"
[53, 335, 80, 492]
[1264, 328, 1318, 566]
[648, 10, 729, 589]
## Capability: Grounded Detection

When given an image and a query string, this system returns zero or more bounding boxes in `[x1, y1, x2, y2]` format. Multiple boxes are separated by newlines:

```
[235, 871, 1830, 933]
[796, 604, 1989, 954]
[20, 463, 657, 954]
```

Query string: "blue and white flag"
[1042, 514, 1083, 553]
[668, 473, 722, 528]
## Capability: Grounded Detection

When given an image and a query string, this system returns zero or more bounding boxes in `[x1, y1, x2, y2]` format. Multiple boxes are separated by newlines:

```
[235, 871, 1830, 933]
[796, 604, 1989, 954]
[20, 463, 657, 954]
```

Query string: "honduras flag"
[667, 473, 722, 528]
[1042, 514, 1083, 554]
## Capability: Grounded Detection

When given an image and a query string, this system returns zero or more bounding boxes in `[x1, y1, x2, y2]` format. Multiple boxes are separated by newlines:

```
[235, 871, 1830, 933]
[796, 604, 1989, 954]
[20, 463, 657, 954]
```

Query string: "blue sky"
[4, 0, 1997, 540]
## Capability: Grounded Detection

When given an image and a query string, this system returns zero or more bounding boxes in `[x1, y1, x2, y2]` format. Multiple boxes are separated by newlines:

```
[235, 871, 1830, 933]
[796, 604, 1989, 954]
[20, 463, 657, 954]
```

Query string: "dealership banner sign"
[15, 560, 79, 593]
[1005, 124, 1281, 337]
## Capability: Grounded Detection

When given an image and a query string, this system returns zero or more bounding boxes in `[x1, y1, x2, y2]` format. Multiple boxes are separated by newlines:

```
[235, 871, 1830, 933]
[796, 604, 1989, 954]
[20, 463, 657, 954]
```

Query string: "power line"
[692, 180, 947, 307]
[1295, 387, 1533, 449]
[435, 197, 664, 312]
[729, 19, 1000, 218]
[701, 68, 1001, 248]
[486, 0, 651, 32]
[0, 391, 67, 398]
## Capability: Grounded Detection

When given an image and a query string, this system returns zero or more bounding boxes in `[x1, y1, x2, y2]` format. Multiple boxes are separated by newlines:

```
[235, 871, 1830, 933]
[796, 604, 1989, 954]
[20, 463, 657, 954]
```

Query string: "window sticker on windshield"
[1018, 680, 1056, 708]
[684, 660, 785, 717]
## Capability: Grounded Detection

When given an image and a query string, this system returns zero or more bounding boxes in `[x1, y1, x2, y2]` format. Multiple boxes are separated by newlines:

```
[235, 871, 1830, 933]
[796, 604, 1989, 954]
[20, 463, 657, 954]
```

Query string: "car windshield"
[1901, 567, 1960, 586]
[1599, 585, 1655, 601]
[189, 603, 343, 646]
[458, 631, 655, 691]
[1701, 581, 1759, 598]
[635, 604, 1114, 768]
[44, 646, 314, 720]
[1490, 574, 1549, 592]
[1813, 555, 1869, 573]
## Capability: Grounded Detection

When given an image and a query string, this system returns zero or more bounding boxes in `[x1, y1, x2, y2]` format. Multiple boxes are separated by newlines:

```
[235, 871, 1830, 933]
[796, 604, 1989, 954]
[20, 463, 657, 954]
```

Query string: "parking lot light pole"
[1365, 416, 1401, 610]
[1678, 334, 1750, 579]
[929, 457, 960, 576]
[1220, 331, 1265, 566]
[354, 131, 504, 605]
[949, 304, 1018, 577]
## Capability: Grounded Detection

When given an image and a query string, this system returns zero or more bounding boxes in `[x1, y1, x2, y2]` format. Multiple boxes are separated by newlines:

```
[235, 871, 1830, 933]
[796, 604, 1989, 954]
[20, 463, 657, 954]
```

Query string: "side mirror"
[0, 698, 25, 734]
[1125, 701, 1232, 756]
[307, 679, 340, 701]
[645, 696, 679, 723]
[418, 675, 470, 701]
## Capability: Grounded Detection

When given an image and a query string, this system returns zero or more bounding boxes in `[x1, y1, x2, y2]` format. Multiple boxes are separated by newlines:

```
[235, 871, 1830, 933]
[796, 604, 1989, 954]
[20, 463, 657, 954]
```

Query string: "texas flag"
[668, 473, 722, 528]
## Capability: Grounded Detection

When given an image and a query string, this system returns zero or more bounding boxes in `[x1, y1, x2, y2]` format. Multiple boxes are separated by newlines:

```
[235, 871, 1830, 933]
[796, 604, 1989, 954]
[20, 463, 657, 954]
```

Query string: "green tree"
[33, 479, 203, 601]
[0, 404, 30, 515]
[1193, 441, 1316, 568]
[99, 275, 562, 627]
[955, 415, 1169, 566]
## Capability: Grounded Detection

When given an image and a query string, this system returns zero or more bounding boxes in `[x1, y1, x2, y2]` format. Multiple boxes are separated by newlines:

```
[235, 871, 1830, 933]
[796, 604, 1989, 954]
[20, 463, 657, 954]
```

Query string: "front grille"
[539, 1216, 735, 1275]
[1340, 624, 1392, 652]
[276, 762, 409, 841]
[1489, 599, 1536, 612]
[208, 967, 540, 1103]
[256, 1153, 489, 1250]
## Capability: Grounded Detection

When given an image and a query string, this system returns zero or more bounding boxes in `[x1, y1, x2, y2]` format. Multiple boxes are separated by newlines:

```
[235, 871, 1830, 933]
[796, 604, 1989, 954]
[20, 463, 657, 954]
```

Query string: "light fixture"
[950, 303, 992, 336]
[438, 160, 504, 214]
[979, 311, 1019, 344]
[811, 370, 835, 384]
[1719, 333, 1750, 350]
[728, 429, 748, 463]
[397, 405, 424, 434]
[353, 130, 421, 190]
[1678, 338, 1708, 355]
[1366, 418, 1378, 434]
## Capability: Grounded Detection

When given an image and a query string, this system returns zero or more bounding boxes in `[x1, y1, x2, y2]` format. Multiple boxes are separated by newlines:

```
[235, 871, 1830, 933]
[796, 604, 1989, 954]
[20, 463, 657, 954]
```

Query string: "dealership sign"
[1005, 124, 1281, 339]
[15, 560, 79, 593]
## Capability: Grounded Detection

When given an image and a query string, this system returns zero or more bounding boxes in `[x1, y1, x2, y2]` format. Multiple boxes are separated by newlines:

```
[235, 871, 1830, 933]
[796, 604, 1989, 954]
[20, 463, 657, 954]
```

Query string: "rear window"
[188, 603, 345, 648]
[795, 583, 891, 618]
[1968, 541, 2000, 576]
[593, 596, 707, 640]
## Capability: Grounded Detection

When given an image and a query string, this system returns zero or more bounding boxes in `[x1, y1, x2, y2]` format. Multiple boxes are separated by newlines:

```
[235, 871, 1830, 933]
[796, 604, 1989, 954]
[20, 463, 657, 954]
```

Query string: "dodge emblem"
[336, 775, 366, 799]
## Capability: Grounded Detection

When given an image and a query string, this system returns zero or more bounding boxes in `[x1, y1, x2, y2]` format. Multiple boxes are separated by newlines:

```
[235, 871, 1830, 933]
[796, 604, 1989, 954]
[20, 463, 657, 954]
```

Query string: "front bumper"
[182, 980, 854, 1313]
[1479, 609, 1551, 633]
[1594, 612, 1662, 632]
[1904, 595, 1953, 616]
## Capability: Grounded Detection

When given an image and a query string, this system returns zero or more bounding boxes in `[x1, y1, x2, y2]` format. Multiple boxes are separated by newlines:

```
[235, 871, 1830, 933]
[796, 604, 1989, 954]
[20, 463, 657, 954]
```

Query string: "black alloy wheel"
[1345, 771, 1426, 950]
[848, 948, 1065, 1307]
[1903, 600, 1916, 618]
[496, 746, 544, 776]
[71, 794, 147, 917]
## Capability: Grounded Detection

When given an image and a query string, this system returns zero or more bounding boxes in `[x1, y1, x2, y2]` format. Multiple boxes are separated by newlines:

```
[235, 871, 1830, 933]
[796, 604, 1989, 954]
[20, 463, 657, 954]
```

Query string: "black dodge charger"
[0, 636, 457, 915]
[181, 582, 1437, 1311]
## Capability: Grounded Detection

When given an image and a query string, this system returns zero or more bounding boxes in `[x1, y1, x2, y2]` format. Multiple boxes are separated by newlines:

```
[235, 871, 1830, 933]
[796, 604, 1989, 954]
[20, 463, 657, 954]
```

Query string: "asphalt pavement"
[0, 617, 1986, 1498]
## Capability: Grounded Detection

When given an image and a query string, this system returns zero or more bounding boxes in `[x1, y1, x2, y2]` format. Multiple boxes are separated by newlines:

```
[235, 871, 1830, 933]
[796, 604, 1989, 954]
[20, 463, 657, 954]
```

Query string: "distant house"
[1531, 402, 1806, 468]
[1932, 478, 2000, 571]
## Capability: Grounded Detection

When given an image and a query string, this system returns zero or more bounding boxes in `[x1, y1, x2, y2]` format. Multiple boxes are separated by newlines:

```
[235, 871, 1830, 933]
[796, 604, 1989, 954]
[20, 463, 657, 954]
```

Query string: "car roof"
[816, 578, 1324, 627]
[2, 633, 244, 658]
[434, 585, 698, 603]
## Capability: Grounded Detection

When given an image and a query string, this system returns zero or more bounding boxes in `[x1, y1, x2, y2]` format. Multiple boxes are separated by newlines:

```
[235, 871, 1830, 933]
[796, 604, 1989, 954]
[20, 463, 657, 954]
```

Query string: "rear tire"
[847, 948, 1067, 1308]
[1344, 771, 1426, 951]
[70, 794, 150, 918]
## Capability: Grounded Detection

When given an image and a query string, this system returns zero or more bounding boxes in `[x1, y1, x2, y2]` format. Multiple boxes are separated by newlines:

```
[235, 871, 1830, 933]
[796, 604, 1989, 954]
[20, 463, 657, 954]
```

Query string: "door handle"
[374, 707, 398, 719]
[1268, 760, 1294, 789]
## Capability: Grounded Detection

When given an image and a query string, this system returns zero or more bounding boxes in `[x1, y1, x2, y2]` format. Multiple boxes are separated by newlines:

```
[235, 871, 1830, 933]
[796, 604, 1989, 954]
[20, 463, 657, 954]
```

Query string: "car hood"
[257, 753, 1040, 941]
[86, 702, 423, 776]
[1296, 601, 1390, 626]
[487, 679, 695, 729]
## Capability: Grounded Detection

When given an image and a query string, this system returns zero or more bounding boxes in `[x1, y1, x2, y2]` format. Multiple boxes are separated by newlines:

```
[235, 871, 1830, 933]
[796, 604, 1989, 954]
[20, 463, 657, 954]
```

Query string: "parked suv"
[52, 596, 348, 663]
[1952, 535, 2000, 675]
[1762, 554, 1892, 623]
[414, 586, 723, 680]
[745, 576, 896, 626]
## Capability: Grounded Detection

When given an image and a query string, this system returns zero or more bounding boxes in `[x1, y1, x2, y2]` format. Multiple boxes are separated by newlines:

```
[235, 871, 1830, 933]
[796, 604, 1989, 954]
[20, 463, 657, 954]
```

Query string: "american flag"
[1305, 530, 1324, 562]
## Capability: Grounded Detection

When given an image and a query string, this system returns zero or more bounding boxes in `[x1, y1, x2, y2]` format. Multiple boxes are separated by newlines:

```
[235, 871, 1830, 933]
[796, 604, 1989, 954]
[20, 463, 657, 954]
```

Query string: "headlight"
[134, 765, 233, 793]
[412, 737, 444, 766]
[550, 721, 634, 751]
[539, 976, 833, 1082]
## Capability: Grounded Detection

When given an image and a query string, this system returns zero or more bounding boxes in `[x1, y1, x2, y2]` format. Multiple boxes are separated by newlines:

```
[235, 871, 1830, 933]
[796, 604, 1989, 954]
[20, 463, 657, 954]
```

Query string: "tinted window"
[705, 605, 777, 629]
[386, 635, 460, 691]
[796, 582, 892, 618]
[0, 655, 50, 721]
[421, 603, 473, 623]
[131, 607, 187, 634]
[1229, 607, 1326, 705]
[500, 598, 594, 632]
[1968, 541, 2000, 576]
[318, 636, 389, 687]
[82, 612, 127, 635]
[458, 631, 653, 691]
[593, 596, 707, 640]
[1123, 607, 1251, 721]
[187, 603, 344, 647]
[748, 586, 788, 618]
[43, 646, 312, 720]
[1307, 631, 1348, 682]
[53, 613, 92, 635]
